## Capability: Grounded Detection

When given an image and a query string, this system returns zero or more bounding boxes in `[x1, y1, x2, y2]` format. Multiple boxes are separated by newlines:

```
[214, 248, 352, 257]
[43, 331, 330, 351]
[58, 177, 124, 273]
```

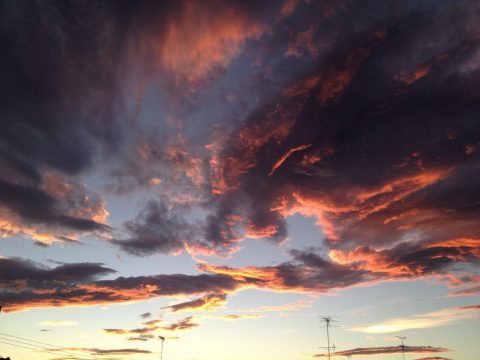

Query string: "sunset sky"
[0, 1, 479, 360]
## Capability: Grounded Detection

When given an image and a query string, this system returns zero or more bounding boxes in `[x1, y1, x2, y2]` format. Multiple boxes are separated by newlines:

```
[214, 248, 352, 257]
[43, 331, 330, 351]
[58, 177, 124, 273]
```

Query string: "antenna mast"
[396, 336, 406, 360]
[320, 316, 337, 360]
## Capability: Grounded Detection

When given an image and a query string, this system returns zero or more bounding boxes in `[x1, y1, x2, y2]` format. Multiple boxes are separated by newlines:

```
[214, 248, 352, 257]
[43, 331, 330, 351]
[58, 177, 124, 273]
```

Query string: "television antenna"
[320, 316, 339, 360]
[396, 336, 406, 360]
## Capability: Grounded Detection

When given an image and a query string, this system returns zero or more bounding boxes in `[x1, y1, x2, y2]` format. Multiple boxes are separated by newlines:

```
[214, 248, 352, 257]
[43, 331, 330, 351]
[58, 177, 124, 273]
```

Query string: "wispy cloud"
[350, 306, 480, 334]
[64, 347, 152, 355]
[162, 293, 227, 313]
[38, 320, 78, 326]
[159, 316, 199, 331]
[237, 299, 313, 313]
[314, 345, 452, 357]
[448, 285, 480, 297]
[201, 314, 264, 321]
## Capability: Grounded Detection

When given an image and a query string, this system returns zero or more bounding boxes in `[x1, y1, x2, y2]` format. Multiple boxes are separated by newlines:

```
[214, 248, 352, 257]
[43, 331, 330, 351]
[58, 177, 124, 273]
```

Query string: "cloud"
[127, 335, 155, 342]
[152, 1, 267, 86]
[111, 200, 192, 255]
[38, 320, 78, 327]
[5, 233, 475, 313]
[237, 299, 313, 313]
[0, 257, 244, 313]
[162, 293, 227, 313]
[457, 304, 480, 311]
[350, 306, 480, 334]
[314, 345, 452, 357]
[0, 0, 276, 247]
[2, 0, 479, 298]
[2, 0, 480, 317]
[160, 0, 480, 282]
[203, 314, 264, 321]
[0, 1, 135, 245]
[0, 174, 109, 245]
[65, 348, 152, 355]
[160, 316, 199, 331]
[104, 325, 159, 335]
[448, 285, 480, 297]
[139, 312, 152, 319]
[0, 257, 115, 286]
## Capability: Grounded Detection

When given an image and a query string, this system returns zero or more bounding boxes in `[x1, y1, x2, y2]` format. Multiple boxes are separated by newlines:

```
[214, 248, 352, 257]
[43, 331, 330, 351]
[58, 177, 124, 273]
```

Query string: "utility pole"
[159, 336, 165, 360]
[396, 336, 406, 360]
[320, 316, 337, 360]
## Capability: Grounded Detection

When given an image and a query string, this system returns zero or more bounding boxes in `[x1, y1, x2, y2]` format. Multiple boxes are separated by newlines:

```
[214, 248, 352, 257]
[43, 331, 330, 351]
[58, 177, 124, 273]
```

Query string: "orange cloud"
[141, 1, 264, 86]
[0, 172, 108, 246]
[163, 293, 227, 313]
[207, 116, 295, 195]
[278, 0, 303, 19]
[269, 144, 312, 176]
[395, 64, 431, 85]
[448, 285, 480, 297]
[283, 76, 321, 98]
[285, 25, 319, 58]
[198, 263, 280, 286]
[160, 316, 199, 331]
[317, 28, 385, 106]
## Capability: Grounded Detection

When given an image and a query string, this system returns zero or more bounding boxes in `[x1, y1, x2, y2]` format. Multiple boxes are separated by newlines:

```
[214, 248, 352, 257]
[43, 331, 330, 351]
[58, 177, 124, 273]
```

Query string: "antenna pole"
[326, 319, 331, 360]
[159, 336, 165, 360]
[321, 317, 336, 360]
[396, 336, 406, 360]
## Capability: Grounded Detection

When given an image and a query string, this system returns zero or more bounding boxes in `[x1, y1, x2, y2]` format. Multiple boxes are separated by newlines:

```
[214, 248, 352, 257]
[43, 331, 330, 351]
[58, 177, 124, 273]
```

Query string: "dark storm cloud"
[2, 0, 480, 307]
[0, 0, 137, 242]
[0, 257, 115, 286]
[192, 0, 480, 289]
[0, 174, 108, 244]
[111, 201, 191, 255]
[0, 0, 132, 176]
[0, 0, 282, 246]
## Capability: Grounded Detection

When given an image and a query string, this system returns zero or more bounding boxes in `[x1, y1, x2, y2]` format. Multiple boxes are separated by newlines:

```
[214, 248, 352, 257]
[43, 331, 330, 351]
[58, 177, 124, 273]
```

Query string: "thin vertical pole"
[326, 319, 331, 360]
[160, 337, 164, 360]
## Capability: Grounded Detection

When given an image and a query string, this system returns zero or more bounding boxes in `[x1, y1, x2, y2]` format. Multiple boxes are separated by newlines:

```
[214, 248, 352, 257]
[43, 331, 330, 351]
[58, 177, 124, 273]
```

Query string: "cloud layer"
[1, 0, 479, 323]
[314, 345, 452, 357]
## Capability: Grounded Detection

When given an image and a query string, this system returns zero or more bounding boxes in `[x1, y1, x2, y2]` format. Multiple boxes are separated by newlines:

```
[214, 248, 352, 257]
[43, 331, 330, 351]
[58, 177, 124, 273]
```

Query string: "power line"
[0, 332, 98, 360]
[0, 335, 84, 358]
[0, 339, 87, 359]
[0, 339, 43, 352]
